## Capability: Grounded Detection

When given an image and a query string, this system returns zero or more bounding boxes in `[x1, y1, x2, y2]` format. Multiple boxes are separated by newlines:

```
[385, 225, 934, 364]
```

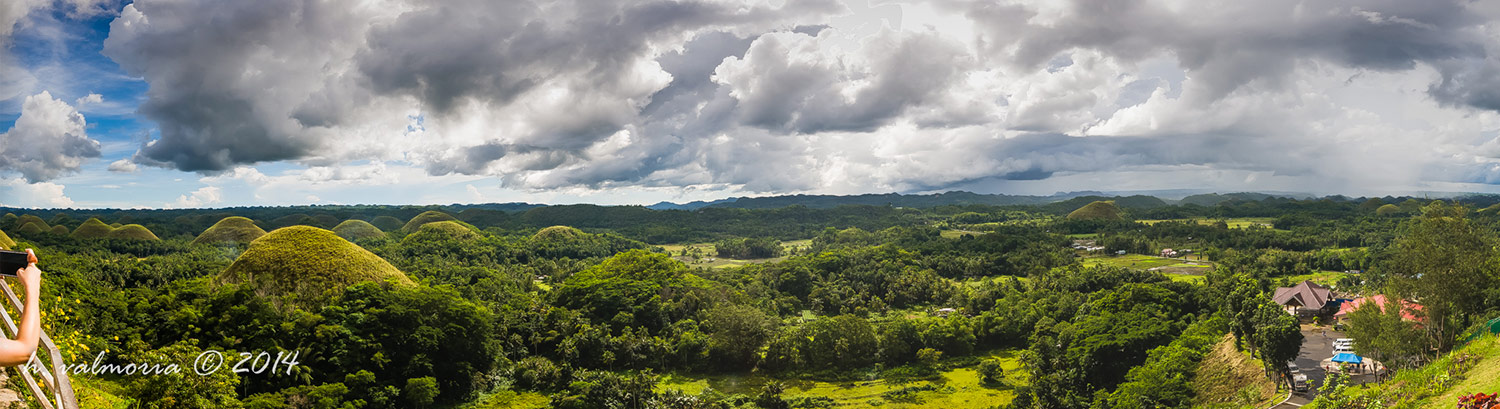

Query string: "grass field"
[1082, 254, 1213, 283]
[940, 230, 991, 239]
[1137, 217, 1278, 229]
[1284, 271, 1351, 287]
[462, 390, 551, 409]
[657, 349, 1026, 408]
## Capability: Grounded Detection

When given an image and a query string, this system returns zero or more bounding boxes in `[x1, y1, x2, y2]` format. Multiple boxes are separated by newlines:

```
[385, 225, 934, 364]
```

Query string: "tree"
[404, 377, 439, 408]
[704, 304, 777, 370]
[1384, 202, 1498, 353]
[121, 341, 244, 409]
[1252, 301, 1303, 382]
[1345, 297, 1424, 371]
[755, 382, 791, 409]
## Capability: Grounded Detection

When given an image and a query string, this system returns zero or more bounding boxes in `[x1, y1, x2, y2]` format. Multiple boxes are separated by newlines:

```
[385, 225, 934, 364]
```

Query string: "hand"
[17, 249, 39, 294]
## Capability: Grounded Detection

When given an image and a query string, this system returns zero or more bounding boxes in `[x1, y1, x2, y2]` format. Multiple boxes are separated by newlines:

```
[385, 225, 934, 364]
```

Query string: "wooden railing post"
[0, 279, 77, 409]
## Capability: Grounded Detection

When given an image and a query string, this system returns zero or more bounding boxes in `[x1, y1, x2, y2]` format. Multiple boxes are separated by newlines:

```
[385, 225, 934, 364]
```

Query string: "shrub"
[1458, 392, 1500, 409]
[978, 358, 1005, 383]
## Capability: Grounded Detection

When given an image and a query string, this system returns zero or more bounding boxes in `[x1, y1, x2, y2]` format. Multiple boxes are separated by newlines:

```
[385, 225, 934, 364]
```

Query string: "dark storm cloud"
[356, 0, 841, 115]
[104, 0, 370, 172]
[104, 0, 843, 173]
[717, 29, 971, 134]
[92, 0, 1500, 195]
[967, 0, 1490, 104]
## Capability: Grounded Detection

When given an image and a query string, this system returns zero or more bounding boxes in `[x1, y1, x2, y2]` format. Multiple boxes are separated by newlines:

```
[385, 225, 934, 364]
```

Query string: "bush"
[978, 358, 1005, 383]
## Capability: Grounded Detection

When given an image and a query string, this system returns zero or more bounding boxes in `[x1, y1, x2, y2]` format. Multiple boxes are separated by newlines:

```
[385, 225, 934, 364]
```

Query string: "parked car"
[1287, 361, 1300, 374]
[1284, 373, 1308, 392]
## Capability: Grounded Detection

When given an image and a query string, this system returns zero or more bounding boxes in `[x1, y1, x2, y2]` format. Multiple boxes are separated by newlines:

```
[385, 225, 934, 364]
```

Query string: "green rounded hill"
[532, 225, 586, 242]
[268, 213, 312, 229]
[332, 219, 385, 241]
[0, 229, 13, 249]
[369, 216, 404, 231]
[457, 208, 509, 227]
[70, 218, 116, 239]
[402, 211, 457, 232]
[16, 215, 47, 231]
[16, 222, 47, 235]
[220, 226, 412, 307]
[1376, 204, 1402, 216]
[1066, 201, 1125, 221]
[193, 217, 268, 245]
[49, 225, 69, 235]
[402, 221, 478, 244]
[108, 224, 161, 241]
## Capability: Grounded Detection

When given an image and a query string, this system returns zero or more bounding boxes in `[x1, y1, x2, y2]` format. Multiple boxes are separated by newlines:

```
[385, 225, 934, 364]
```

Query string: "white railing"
[0, 279, 76, 409]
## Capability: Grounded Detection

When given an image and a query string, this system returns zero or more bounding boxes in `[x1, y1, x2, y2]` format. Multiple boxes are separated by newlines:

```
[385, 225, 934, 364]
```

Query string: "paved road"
[1276, 327, 1342, 408]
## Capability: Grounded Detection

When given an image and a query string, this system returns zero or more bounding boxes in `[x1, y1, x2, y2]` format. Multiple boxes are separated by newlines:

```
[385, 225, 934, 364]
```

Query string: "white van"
[1333, 338, 1355, 352]
[1292, 374, 1309, 392]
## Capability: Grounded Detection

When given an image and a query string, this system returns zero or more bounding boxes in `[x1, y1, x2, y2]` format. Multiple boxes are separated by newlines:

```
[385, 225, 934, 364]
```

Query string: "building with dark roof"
[1273, 280, 1332, 315]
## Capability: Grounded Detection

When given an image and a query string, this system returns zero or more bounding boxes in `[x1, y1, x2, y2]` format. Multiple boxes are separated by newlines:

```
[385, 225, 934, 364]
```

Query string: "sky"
[4, 0, 1500, 209]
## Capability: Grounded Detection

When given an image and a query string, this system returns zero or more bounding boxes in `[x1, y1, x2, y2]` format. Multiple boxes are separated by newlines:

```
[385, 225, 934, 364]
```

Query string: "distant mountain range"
[642, 191, 1313, 210]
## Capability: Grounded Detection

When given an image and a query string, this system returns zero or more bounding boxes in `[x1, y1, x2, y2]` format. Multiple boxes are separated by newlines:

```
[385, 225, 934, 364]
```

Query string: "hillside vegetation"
[0, 229, 12, 249]
[7, 193, 1500, 408]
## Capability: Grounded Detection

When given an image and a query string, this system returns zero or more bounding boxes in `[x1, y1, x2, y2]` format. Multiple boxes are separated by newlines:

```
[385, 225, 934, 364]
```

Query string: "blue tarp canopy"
[1332, 353, 1363, 364]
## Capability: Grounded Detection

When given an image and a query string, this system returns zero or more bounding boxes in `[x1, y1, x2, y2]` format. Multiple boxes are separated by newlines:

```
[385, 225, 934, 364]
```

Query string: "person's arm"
[0, 249, 41, 367]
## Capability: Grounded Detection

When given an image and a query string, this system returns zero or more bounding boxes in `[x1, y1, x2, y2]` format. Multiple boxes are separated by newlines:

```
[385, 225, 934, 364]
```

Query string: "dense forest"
[1, 192, 1499, 409]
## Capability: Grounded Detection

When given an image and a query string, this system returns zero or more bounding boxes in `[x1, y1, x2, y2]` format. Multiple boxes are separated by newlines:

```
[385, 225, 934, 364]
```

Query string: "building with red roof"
[1335, 294, 1422, 322]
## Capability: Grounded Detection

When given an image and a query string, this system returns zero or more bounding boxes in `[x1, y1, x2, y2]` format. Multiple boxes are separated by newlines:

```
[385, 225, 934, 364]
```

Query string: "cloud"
[0, 91, 102, 182]
[74, 93, 102, 106]
[0, 178, 75, 208]
[94, 0, 1500, 197]
[106, 158, 137, 173]
[170, 186, 222, 208]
